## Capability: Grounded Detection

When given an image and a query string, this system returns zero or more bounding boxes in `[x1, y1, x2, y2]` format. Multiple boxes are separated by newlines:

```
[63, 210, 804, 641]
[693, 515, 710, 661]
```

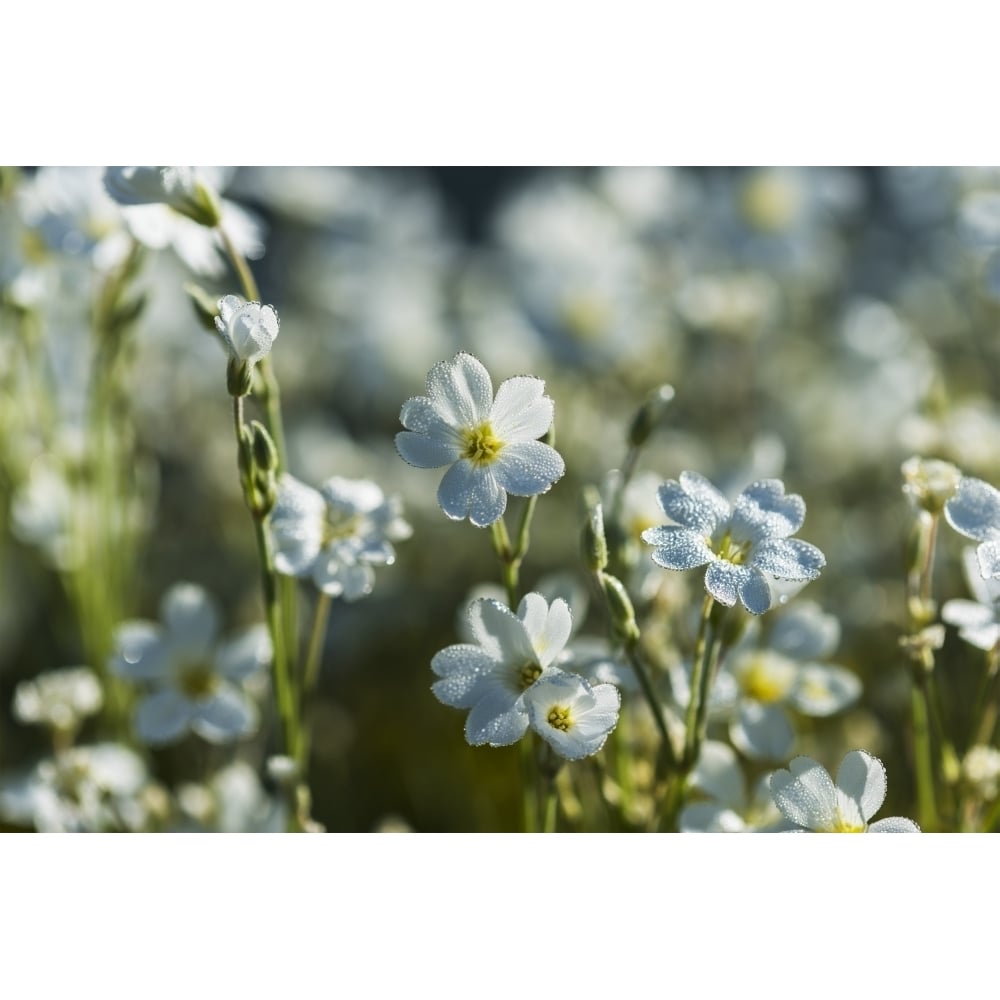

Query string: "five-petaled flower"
[641, 472, 825, 614]
[269, 473, 412, 600]
[944, 475, 1000, 580]
[522, 672, 620, 760]
[431, 593, 573, 747]
[109, 583, 271, 747]
[395, 352, 565, 527]
[769, 749, 920, 832]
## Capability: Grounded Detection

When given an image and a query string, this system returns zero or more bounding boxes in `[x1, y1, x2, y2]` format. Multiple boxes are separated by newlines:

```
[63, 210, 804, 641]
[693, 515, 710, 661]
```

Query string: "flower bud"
[628, 384, 675, 449]
[250, 421, 278, 475]
[902, 456, 961, 515]
[601, 572, 640, 642]
[581, 489, 608, 572]
[227, 356, 253, 397]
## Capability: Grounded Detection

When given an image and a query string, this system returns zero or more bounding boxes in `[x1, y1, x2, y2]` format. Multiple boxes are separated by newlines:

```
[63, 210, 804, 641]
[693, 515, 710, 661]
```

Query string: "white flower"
[103, 167, 264, 277]
[431, 593, 572, 746]
[769, 750, 920, 832]
[215, 294, 279, 367]
[13, 666, 103, 734]
[522, 672, 620, 760]
[269, 473, 412, 600]
[396, 352, 565, 527]
[109, 583, 271, 746]
[175, 762, 285, 832]
[944, 476, 1000, 579]
[642, 472, 825, 614]
[941, 547, 1000, 650]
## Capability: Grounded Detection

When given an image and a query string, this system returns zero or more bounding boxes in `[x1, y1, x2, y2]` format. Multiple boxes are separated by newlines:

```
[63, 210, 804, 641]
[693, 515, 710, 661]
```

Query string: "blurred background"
[3, 166, 1000, 831]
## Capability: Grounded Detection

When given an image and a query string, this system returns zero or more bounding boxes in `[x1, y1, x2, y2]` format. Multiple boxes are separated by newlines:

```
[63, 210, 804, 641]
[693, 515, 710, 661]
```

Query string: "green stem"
[683, 594, 716, 768]
[520, 736, 539, 833]
[303, 591, 333, 695]
[543, 783, 559, 833]
[911, 675, 939, 832]
[624, 638, 676, 772]
[490, 517, 518, 608]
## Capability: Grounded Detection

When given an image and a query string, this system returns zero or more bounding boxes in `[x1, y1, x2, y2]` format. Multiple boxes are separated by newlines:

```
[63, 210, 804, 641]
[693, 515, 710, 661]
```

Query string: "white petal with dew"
[738, 570, 772, 615]
[836, 750, 886, 822]
[431, 645, 498, 708]
[705, 560, 748, 607]
[269, 475, 325, 575]
[751, 538, 825, 580]
[475, 599, 536, 664]
[790, 662, 862, 717]
[731, 479, 806, 543]
[110, 621, 169, 681]
[944, 476, 1000, 542]
[657, 474, 729, 533]
[426, 353, 494, 430]
[492, 440, 564, 497]
[395, 430, 460, 469]
[489, 376, 553, 441]
[731, 702, 795, 761]
[769, 756, 839, 830]
[643, 526, 715, 570]
[867, 816, 921, 833]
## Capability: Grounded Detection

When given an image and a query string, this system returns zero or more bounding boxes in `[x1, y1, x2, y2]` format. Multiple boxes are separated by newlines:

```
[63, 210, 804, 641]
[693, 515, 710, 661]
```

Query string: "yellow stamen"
[461, 423, 503, 467]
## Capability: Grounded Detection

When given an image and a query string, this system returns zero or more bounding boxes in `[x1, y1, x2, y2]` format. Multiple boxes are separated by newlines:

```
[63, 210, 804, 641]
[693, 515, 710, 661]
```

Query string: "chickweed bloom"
[104, 166, 220, 226]
[944, 475, 1000, 579]
[769, 750, 920, 832]
[396, 352, 565, 527]
[13, 666, 102, 737]
[642, 473, 825, 614]
[431, 593, 572, 747]
[522, 672, 620, 760]
[269, 473, 412, 600]
[215, 294, 280, 375]
[109, 583, 271, 746]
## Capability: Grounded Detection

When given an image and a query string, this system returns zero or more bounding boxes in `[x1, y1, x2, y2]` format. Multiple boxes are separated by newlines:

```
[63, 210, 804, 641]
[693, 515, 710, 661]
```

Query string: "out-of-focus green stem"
[520, 736, 538, 833]
[303, 591, 332, 695]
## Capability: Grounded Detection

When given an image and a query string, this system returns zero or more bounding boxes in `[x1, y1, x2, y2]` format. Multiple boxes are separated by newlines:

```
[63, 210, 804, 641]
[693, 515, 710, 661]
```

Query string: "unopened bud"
[628, 384, 675, 449]
[582, 490, 608, 572]
[250, 420, 278, 474]
[601, 572, 640, 642]
[227, 356, 253, 397]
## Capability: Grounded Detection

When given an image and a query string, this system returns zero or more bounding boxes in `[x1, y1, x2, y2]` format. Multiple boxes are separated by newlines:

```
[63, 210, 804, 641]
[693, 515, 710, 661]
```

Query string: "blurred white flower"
[109, 583, 271, 746]
[944, 475, 1000, 579]
[769, 750, 919, 832]
[175, 761, 285, 832]
[431, 593, 572, 747]
[522, 671, 620, 761]
[13, 666, 103, 736]
[103, 166, 263, 276]
[642, 473, 825, 614]
[214, 294, 280, 367]
[269, 473, 411, 600]
[396, 352, 564, 527]
[941, 547, 1000, 650]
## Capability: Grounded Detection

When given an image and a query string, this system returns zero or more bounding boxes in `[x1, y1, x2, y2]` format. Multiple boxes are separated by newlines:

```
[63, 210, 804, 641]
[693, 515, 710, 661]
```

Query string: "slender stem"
[911, 675, 939, 831]
[218, 226, 260, 301]
[624, 639, 677, 772]
[543, 783, 559, 833]
[520, 736, 538, 833]
[303, 591, 333, 694]
[683, 594, 716, 768]
[490, 517, 518, 608]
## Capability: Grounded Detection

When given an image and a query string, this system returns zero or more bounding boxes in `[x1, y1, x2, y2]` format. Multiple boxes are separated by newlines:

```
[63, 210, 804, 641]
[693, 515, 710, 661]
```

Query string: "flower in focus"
[269, 473, 411, 600]
[769, 749, 919, 832]
[522, 672, 620, 760]
[431, 593, 572, 746]
[642, 472, 825, 614]
[215, 294, 279, 367]
[396, 352, 564, 527]
[13, 666, 103, 739]
[109, 583, 271, 746]
[944, 475, 1000, 579]
[941, 547, 1000, 650]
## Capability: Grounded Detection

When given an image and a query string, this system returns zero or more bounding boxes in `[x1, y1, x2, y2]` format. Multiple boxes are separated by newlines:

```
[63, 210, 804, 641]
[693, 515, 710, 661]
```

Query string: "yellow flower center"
[517, 662, 543, 691]
[830, 815, 866, 833]
[322, 508, 363, 546]
[714, 531, 751, 566]
[461, 422, 503, 467]
[178, 661, 219, 700]
[547, 705, 573, 732]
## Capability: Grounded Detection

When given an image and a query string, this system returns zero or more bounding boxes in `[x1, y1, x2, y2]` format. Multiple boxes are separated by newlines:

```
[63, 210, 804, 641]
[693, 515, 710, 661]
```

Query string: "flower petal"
[771, 601, 841, 660]
[705, 560, 751, 607]
[217, 625, 272, 681]
[464, 679, 528, 747]
[489, 376, 553, 441]
[160, 583, 220, 658]
[269, 474, 325, 576]
[867, 816, 921, 833]
[730, 479, 806, 543]
[656, 473, 729, 533]
[731, 702, 795, 761]
[395, 430, 460, 469]
[492, 440, 564, 497]
[769, 756, 839, 830]
[978, 539, 1000, 580]
[751, 538, 825, 580]
[944, 476, 1000, 543]
[473, 599, 536, 664]
[110, 621, 169, 682]
[643, 525, 715, 570]
[836, 749, 886, 822]
[431, 644, 498, 708]
[191, 685, 258, 743]
[690, 740, 745, 808]
[790, 662, 862, 716]
[425, 352, 494, 429]
[134, 690, 193, 746]
[532, 597, 572, 668]
[399, 394, 464, 441]
[738, 570, 773, 615]
[437, 460, 507, 527]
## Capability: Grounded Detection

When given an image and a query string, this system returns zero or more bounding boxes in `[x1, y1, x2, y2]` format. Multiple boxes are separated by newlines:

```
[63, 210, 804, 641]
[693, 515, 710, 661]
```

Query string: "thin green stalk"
[911, 676, 939, 832]
[303, 591, 333, 695]
[624, 638, 676, 772]
[490, 516, 519, 608]
[520, 736, 539, 833]
[543, 783, 559, 833]
[683, 594, 716, 768]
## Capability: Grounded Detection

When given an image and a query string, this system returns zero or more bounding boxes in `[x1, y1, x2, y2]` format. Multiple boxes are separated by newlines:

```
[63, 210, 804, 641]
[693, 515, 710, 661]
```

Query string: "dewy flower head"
[431, 593, 573, 747]
[944, 475, 1000, 579]
[769, 750, 919, 832]
[215, 294, 280, 367]
[269, 473, 412, 600]
[13, 666, 103, 735]
[109, 583, 271, 746]
[396, 352, 565, 527]
[641, 472, 825, 614]
[901, 455, 961, 515]
[941, 547, 1000, 650]
[522, 672, 620, 760]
